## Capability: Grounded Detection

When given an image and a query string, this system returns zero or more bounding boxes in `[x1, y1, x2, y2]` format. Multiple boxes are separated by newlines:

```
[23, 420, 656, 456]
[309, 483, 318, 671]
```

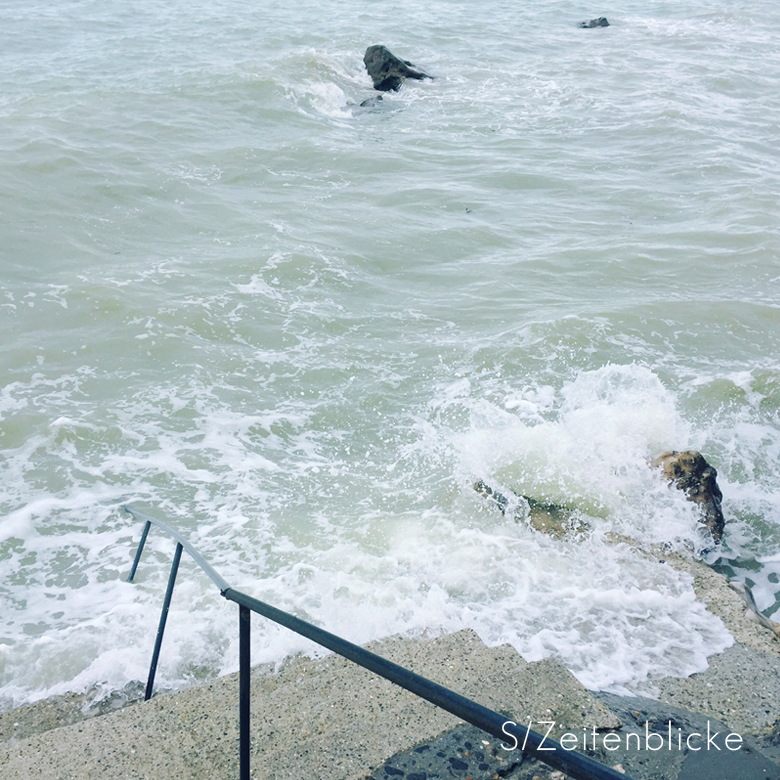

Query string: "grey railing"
[122, 505, 632, 780]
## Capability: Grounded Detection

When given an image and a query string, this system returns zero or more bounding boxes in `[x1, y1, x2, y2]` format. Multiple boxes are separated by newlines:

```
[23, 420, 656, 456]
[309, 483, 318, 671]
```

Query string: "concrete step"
[0, 628, 617, 780]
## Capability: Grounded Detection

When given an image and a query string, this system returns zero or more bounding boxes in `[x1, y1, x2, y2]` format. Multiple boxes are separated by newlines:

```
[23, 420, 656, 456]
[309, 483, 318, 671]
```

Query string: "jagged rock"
[363, 45, 431, 92]
[650, 450, 725, 542]
[580, 17, 610, 28]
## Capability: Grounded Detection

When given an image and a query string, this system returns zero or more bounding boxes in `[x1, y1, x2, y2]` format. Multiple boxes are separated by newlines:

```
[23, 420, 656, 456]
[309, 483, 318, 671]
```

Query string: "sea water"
[1, 0, 779, 710]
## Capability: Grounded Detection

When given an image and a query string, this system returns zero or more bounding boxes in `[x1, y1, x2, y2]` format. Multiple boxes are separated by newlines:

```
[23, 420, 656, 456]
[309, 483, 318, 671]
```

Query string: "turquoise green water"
[1, 0, 779, 708]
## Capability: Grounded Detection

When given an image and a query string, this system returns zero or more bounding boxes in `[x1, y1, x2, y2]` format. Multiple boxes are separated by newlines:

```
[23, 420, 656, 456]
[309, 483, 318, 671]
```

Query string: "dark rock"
[651, 450, 725, 542]
[580, 17, 610, 28]
[363, 45, 431, 92]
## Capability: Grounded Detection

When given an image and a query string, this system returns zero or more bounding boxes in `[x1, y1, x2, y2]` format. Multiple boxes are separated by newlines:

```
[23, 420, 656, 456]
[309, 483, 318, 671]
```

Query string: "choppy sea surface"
[1, 0, 779, 710]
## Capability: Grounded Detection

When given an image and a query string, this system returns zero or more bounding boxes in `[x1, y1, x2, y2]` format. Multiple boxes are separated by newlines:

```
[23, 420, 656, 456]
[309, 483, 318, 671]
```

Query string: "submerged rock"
[580, 17, 610, 28]
[473, 480, 589, 539]
[359, 95, 383, 108]
[363, 45, 431, 92]
[474, 449, 725, 544]
[345, 95, 384, 116]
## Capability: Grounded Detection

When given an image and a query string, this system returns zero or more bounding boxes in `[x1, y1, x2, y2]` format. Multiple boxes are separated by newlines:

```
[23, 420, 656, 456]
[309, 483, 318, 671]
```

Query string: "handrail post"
[127, 520, 152, 583]
[239, 605, 251, 780]
[145, 542, 183, 701]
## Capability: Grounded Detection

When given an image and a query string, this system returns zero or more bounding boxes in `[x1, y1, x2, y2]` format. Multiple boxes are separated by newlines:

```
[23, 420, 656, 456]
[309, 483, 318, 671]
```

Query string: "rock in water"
[475, 449, 726, 544]
[363, 45, 431, 92]
[651, 450, 725, 542]
[580, 17, 610, 28]
[359, 95, 383, 108]
[472, 481, 589, 539]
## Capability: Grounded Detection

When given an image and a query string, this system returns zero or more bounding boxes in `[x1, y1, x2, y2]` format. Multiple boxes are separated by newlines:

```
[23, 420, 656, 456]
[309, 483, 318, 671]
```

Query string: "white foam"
[452, 365, 691, 526]
[0, 358, 760, 710]
[414, 364, 736, 688]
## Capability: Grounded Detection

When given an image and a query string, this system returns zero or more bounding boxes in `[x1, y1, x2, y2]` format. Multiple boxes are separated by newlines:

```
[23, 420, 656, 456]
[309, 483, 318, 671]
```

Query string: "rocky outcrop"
[651, 450, 725, 543]
[580, 17, 610, 28]
[363, 45, 431, 92]
[474, 450, 725, 544]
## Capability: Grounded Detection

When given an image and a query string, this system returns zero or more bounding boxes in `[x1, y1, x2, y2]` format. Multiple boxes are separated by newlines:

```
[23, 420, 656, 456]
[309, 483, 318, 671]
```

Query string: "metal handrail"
[122, 505, 632, 780]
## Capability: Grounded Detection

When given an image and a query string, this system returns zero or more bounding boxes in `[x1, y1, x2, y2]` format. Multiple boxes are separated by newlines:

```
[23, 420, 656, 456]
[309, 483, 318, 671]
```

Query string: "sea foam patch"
[417, 364, 734, 689]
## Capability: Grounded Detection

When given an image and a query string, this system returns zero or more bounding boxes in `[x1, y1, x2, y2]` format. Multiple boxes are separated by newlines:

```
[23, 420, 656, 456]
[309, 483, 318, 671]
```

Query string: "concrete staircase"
[2, 627, 779, 780]
[0, 629, 618, 780]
